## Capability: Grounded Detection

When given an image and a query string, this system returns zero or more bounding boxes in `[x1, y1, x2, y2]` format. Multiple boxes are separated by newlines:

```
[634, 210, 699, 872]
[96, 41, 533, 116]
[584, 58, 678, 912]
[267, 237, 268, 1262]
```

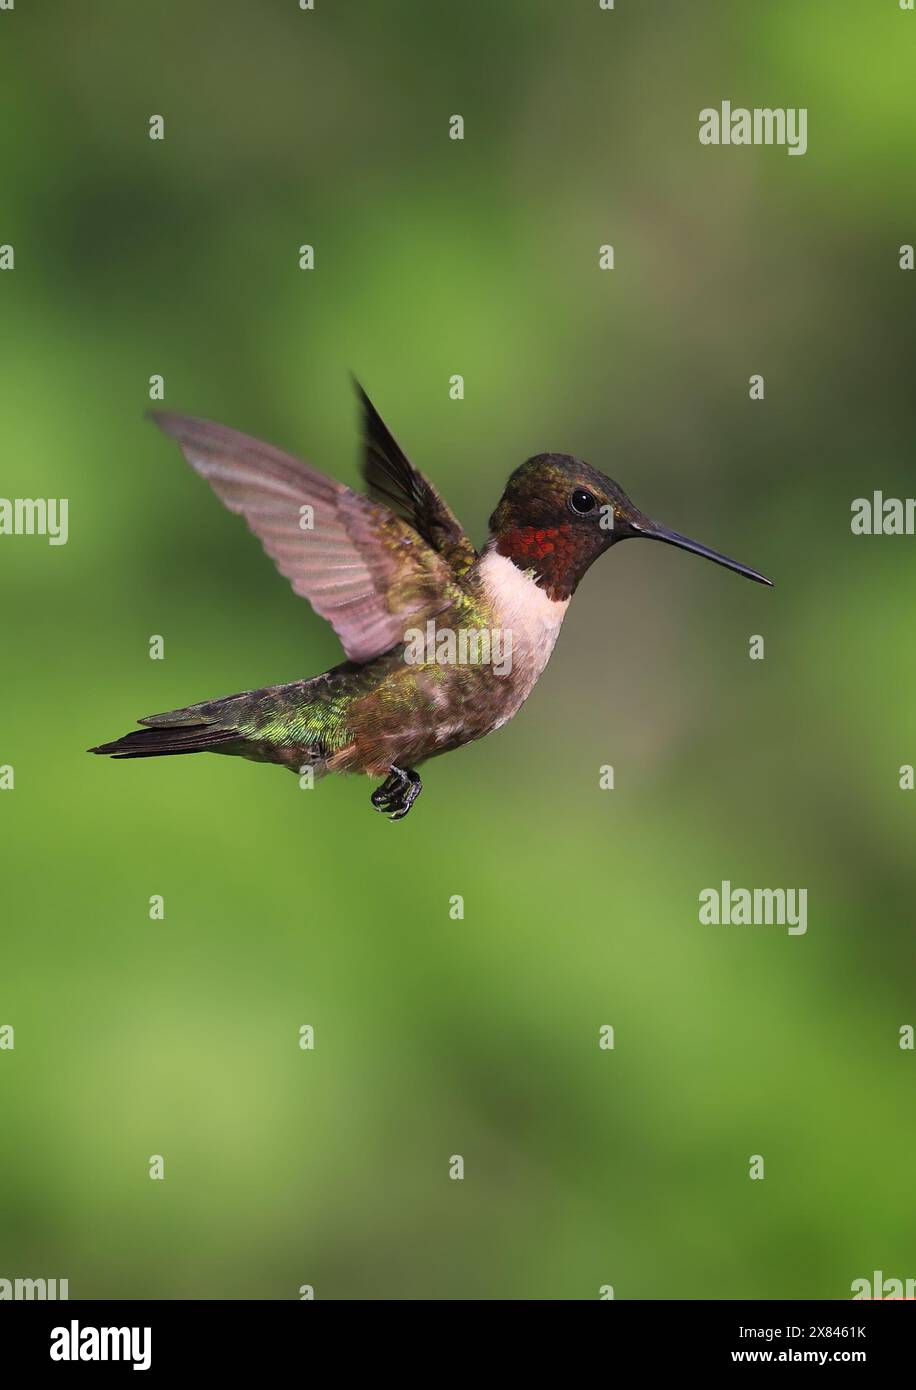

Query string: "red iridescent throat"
[494, 524, 582, 601]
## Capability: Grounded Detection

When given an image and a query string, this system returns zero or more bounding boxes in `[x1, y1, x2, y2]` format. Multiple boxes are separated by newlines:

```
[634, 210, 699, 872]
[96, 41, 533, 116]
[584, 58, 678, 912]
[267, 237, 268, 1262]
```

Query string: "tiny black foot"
[371, 766, 422, 821]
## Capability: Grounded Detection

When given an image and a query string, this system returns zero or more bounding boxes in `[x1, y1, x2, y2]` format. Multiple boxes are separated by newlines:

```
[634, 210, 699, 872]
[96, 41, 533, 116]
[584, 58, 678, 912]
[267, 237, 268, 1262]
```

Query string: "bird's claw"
[371, 766, 422, 820]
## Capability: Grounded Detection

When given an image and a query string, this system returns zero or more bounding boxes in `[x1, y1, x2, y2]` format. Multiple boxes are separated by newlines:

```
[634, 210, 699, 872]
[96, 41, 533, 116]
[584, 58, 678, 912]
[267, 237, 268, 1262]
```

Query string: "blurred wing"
[355, 380, 478, 577]
[151, 412, 462, 664]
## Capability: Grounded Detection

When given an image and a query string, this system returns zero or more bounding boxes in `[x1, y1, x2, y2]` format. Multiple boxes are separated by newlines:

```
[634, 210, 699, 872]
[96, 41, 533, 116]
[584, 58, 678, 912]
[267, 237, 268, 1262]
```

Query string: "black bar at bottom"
[2, 1298, 912, 1374]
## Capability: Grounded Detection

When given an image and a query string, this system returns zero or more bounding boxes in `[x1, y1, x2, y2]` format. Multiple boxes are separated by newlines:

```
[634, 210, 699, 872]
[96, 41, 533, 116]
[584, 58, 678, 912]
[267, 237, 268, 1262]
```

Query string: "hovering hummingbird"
[91, 384, 771, 820]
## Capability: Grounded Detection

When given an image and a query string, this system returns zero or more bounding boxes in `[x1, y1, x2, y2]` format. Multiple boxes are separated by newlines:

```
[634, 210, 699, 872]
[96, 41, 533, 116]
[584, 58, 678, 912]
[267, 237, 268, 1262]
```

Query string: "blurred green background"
[1, 0, 915, 1300]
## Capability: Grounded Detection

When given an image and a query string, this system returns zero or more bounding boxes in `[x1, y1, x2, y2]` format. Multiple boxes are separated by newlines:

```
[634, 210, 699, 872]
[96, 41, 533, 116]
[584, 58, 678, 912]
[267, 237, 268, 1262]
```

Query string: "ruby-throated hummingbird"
[91, 383, 771, 819]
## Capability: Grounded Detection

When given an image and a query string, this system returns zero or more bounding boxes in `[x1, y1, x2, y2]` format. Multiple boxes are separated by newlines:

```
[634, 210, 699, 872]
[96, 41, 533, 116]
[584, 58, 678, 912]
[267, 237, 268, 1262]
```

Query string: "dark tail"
[89, 723, 239, 759]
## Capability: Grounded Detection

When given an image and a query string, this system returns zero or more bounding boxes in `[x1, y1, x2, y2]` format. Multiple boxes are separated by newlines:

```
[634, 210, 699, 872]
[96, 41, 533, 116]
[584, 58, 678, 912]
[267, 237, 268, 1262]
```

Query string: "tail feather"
[137, 705, 221, 728]
[89, 723, 239, 759]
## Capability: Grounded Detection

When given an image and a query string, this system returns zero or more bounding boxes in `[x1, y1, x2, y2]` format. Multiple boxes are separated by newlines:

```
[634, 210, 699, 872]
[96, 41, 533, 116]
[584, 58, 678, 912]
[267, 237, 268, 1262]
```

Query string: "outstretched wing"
[151, 412, 463, 665]
[355, 380, 478, 578]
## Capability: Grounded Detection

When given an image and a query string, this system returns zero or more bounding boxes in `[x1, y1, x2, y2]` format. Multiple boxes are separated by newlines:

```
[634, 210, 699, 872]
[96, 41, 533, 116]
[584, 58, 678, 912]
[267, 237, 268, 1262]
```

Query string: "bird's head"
[487, 453, 771, 600]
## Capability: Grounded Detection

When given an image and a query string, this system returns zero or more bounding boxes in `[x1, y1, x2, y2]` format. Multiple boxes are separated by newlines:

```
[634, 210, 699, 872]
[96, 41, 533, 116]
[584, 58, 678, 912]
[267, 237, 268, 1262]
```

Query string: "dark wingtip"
[350, 374, 373, 413]
[352, 377, 391, 439]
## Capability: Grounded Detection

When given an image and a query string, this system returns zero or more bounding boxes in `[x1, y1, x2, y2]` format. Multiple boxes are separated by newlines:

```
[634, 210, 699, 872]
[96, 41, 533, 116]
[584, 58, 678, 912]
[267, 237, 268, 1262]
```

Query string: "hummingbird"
[90, 383, 772, 820]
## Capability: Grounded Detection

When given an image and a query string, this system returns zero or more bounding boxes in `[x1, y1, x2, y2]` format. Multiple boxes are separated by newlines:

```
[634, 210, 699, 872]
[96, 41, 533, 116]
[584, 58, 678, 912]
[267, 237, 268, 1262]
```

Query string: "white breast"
[477, 549, 570, 712]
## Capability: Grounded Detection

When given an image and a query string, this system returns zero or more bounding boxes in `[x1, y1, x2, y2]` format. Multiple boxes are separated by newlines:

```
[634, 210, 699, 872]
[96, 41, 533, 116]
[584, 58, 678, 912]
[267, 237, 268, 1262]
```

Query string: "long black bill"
[633, 519, 773, 586]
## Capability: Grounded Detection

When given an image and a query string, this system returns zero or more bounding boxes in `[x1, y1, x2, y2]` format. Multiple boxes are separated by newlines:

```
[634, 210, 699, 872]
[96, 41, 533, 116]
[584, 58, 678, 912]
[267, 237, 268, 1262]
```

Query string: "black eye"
[570, 488, 597, 515]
